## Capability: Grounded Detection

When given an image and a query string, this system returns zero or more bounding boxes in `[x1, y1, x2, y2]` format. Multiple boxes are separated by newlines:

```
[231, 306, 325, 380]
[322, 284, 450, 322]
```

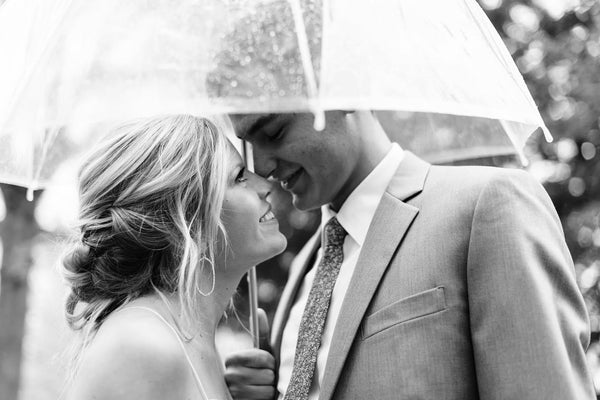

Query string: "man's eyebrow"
[242, 113, 278, 139]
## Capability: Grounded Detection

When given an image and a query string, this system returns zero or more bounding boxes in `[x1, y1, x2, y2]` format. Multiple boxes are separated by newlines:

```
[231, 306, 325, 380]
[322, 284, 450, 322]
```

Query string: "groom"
[224, 110, 595, 399]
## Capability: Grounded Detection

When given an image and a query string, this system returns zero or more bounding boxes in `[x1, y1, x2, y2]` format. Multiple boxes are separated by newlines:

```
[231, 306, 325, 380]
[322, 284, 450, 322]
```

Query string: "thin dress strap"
[119, 306, 211, 400]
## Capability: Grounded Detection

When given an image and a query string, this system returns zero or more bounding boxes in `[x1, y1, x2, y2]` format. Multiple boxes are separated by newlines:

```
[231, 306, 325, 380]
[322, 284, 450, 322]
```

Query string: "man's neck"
[330, 112, 392, 211]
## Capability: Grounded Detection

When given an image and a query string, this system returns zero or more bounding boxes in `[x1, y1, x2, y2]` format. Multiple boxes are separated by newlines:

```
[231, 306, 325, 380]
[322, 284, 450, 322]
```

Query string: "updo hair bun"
[62, 242, 96, 304]
[63, 242, 94, 274]
[86, 236, 157, 298]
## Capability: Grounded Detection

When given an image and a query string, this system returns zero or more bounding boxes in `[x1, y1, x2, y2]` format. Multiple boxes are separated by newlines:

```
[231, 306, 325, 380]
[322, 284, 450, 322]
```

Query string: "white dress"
[120, 306, 216, 400]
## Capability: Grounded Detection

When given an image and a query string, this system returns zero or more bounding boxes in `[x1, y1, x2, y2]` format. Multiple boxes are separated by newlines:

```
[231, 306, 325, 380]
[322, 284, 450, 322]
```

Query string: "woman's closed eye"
[235, 167, 248, 184]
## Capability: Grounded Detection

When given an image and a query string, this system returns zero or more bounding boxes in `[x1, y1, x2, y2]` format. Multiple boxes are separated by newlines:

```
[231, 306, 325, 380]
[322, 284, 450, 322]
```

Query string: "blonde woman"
[62, 115, 286, 400]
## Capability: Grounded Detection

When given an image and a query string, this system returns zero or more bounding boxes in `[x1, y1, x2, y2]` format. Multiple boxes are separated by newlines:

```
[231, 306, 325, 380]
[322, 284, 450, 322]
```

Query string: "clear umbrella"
[0, 0, 551, 193]
[0, 0, 552, 346]
[206, 0, 552, 162]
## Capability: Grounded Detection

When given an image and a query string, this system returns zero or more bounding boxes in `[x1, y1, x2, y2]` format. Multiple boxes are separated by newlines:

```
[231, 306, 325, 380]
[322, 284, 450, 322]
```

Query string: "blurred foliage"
[233, 1, 600, 376]
[483, 0, 600, 389]
[481, 0, 600, 332]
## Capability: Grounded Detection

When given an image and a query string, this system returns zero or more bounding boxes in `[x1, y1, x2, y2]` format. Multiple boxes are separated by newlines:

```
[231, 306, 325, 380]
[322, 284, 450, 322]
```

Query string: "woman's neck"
[191, 278, 238, 339]
[143, 271, 241, 341]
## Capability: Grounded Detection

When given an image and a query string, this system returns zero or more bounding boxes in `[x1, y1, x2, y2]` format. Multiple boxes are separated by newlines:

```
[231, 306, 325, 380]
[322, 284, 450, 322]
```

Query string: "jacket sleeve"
[467, 169, 596, 399]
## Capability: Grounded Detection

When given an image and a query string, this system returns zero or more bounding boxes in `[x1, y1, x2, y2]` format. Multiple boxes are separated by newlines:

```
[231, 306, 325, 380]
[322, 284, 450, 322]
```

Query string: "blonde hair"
[62, 114, 230, 344]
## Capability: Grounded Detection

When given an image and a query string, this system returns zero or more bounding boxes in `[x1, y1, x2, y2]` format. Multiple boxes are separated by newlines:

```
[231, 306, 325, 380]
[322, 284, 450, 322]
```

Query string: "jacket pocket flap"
[362, 286, 446, 339]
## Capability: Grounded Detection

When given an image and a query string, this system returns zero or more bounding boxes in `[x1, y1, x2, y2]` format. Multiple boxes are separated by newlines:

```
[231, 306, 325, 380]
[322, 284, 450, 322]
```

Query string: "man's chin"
[291, 192, 321, 212]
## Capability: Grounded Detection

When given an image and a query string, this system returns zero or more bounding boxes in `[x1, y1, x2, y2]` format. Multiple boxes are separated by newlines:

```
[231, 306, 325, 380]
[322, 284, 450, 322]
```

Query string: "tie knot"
[323, 217, 346, 248]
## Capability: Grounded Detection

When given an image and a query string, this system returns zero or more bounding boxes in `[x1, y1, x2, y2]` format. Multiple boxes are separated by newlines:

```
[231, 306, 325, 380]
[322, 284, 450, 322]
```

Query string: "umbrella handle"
[247, 267, 260, 348]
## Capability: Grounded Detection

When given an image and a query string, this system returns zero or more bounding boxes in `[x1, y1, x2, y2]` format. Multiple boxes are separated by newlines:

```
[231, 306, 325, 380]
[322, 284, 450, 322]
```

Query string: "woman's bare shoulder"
[66, 309, 191, 400]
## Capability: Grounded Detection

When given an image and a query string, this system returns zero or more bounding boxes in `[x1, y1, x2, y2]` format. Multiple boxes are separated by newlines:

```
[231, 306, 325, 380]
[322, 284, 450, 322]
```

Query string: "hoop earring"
[198, 258, 215, 296]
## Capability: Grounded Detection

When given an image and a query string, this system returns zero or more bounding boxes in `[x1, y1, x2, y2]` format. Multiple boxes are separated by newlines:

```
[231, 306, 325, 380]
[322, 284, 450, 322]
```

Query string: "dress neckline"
[115, 305, 215, 400]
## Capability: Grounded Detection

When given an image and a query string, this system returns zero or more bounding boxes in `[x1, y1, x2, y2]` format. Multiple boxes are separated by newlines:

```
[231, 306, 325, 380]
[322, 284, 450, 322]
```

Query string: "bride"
[62, 114, 285, 399]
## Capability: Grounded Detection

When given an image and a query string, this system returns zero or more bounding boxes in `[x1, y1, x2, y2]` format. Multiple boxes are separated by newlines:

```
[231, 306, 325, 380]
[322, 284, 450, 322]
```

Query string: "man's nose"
[252, 146, 277, 179]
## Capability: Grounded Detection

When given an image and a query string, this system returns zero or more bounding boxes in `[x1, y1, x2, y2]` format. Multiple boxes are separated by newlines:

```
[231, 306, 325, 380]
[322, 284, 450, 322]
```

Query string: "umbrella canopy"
[0, 0, 550, 192]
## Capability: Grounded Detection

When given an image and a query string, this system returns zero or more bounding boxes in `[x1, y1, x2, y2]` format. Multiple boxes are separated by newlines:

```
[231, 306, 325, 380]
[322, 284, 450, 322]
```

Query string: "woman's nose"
[249, 171, 273, 199]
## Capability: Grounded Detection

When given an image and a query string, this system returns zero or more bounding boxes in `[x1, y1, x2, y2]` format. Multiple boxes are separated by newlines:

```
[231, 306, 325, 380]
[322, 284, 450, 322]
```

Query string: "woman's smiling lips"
[259, 210, 276, 223]
[259, 203, 277, 224]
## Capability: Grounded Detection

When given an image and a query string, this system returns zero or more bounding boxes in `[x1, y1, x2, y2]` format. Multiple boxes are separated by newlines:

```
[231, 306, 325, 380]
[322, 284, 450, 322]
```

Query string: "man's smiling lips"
[279, 169, 303, 191]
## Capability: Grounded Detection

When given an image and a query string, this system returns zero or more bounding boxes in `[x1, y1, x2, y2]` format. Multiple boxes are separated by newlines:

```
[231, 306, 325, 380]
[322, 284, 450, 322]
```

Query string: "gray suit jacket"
[271, 151, 595, 400]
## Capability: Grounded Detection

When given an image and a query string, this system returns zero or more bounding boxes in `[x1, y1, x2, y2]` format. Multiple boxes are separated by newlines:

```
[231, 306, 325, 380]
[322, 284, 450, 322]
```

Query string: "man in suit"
[224, 110, 595, 399]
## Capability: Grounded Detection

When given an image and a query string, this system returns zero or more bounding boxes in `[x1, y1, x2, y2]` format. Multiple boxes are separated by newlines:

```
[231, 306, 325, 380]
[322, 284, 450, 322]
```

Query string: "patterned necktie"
[284, 217, 347, 400]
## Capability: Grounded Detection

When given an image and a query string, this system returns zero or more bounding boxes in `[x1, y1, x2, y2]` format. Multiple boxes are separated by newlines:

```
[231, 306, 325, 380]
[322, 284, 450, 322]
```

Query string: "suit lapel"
[271, 230, 321, 361]
[318, 151, 430, 400]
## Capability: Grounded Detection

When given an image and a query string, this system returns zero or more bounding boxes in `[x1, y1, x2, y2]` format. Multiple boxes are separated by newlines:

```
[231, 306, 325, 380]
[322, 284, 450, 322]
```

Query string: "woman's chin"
[251, 234, 288, 266]
[271, 234, 288, 257]
[223, 234, 287, 271]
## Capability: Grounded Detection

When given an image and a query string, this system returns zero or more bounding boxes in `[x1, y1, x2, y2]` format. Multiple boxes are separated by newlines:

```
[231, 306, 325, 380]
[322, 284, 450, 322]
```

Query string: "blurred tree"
[479, 0, 600, 338]
[482, 1, 600, 393]
[0, 185, 41, 399]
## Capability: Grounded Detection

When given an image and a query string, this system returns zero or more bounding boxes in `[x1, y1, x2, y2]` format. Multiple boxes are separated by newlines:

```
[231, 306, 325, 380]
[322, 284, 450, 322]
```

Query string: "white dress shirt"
[278, 143, 404, 400]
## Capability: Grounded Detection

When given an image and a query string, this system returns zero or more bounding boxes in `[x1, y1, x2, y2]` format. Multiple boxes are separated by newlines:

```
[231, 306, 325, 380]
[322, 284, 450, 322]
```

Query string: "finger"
[226, 348, 276, 369]
[225, 366, 275, 385]
[257, 308, 272, 353]
[228, 383, 276, 400]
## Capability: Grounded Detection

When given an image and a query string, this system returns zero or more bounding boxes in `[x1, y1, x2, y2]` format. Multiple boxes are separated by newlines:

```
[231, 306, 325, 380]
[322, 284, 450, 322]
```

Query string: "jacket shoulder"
[425, 165, 542, 200]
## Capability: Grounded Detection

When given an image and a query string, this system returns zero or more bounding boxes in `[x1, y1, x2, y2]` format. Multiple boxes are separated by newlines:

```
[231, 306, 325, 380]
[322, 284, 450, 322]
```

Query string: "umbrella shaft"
[247, 267, 260, 348]
[243, 141, 260, 348]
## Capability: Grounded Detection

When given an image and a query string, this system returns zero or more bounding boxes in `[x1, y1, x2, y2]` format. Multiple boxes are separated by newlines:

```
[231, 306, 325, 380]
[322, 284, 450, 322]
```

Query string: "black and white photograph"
[0, 0, 599, 399]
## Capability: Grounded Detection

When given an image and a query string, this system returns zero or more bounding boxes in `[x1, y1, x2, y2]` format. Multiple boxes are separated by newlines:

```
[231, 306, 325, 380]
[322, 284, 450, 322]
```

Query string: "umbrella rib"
[0, 0, 75, 133]
[288, 0, 325, 130]
[26, 125, 61, 201]
[464, 0, 552, 142]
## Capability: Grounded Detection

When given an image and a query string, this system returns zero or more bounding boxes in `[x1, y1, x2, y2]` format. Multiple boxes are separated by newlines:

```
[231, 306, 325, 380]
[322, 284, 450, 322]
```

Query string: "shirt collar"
[322, 143, 404, 246]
